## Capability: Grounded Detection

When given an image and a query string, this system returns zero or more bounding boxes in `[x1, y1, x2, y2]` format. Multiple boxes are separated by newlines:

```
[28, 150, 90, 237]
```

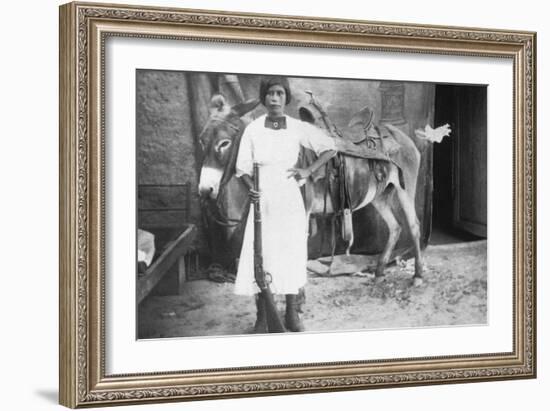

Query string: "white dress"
[234, 114, 336, 295]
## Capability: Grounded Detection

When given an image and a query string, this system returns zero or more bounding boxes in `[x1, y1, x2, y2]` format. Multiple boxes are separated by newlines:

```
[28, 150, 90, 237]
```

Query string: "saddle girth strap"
[318, 162, 331, 257]
[340, 155, 354, 245]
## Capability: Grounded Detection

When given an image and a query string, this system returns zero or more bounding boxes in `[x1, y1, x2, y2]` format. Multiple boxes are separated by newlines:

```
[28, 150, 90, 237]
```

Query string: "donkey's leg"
[372, 194, 401, 282]
[394, 187, 424, 286]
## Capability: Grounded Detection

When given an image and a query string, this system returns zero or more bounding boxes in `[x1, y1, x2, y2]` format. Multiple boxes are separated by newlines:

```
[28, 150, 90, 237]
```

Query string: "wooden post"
[178, 255, 187, 295]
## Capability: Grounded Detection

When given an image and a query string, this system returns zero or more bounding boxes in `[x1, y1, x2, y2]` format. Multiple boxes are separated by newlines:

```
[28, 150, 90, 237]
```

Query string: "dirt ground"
[138, 240, 487, 338]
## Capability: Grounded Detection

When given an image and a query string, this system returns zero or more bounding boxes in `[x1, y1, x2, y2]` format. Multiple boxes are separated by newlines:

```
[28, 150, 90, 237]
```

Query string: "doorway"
[431, 84, 487, 245]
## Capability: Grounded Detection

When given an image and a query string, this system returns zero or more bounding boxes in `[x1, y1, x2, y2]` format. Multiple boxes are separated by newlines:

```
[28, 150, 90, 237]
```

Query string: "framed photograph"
[59, 1, 536, 408]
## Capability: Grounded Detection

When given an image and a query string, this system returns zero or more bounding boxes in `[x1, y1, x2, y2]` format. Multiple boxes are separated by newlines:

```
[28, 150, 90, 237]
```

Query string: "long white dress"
[234, 114, 336, 296]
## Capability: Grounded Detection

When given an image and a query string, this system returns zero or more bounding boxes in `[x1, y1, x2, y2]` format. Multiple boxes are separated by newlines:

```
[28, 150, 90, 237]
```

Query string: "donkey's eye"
[216, 140, 231, 152]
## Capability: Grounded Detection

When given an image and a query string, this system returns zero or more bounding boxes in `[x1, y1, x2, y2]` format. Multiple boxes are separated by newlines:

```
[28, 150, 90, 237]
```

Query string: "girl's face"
[265, 84, 286, 117]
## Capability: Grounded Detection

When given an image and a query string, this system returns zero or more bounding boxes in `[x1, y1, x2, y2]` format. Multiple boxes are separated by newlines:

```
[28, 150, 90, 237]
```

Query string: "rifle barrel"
[252, 162, 285, 332]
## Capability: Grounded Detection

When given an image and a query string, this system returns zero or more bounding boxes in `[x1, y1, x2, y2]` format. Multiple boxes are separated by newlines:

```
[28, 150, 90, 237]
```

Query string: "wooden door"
[435, 85, 487, 238]
[454, 86, 487, 237]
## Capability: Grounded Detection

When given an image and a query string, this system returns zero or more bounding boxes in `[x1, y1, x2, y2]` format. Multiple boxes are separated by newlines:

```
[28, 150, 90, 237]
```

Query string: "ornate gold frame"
[59, 1, 536, 408]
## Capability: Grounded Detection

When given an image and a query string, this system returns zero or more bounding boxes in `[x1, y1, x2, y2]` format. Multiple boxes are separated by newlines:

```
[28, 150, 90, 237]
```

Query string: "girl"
[234, 76, 336, 332]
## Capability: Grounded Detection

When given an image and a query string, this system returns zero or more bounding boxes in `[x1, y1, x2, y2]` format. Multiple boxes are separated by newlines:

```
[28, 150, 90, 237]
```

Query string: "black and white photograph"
[2, 0, 545, 408]
[136, 71, 487, 339]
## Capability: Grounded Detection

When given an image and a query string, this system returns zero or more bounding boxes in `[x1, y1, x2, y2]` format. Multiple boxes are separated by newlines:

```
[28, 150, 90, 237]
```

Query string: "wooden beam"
[137, 224, 197, 304]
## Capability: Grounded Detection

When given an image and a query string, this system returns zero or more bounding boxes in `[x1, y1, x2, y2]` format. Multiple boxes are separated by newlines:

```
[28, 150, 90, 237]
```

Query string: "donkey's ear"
[209, 94, 227, 112]
[208, 94, 226, 111]
[231, 98, 260, 118]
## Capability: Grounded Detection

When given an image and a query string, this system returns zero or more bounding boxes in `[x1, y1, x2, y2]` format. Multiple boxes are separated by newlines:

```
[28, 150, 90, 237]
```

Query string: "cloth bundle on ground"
[137, 229, 155, 268]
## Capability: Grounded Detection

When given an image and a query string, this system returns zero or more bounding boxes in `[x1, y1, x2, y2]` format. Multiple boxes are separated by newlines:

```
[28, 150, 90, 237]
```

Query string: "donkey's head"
[198, 94, 259, 199]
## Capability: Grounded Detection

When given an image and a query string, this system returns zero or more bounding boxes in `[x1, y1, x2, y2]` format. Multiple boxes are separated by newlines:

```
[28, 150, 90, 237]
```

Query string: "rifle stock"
[253, 163, 286, 333]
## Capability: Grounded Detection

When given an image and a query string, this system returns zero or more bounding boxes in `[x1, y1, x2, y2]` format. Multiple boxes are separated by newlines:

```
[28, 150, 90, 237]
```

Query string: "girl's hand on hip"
[287, 167, 311, 181]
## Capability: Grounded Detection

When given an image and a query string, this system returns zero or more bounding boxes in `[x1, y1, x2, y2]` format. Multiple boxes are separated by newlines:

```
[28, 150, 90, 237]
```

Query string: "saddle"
[352, 124, 402, 156]
[345, 105, 401, 154]
[305, 123, 399, 187]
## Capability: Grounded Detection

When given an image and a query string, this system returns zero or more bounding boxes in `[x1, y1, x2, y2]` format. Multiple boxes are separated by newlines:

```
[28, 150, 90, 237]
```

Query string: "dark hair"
[259, 76, 292, 106]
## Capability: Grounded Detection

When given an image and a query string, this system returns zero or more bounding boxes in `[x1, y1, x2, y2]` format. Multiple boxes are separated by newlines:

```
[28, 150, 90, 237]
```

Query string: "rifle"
[253, 163, 286, 333]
